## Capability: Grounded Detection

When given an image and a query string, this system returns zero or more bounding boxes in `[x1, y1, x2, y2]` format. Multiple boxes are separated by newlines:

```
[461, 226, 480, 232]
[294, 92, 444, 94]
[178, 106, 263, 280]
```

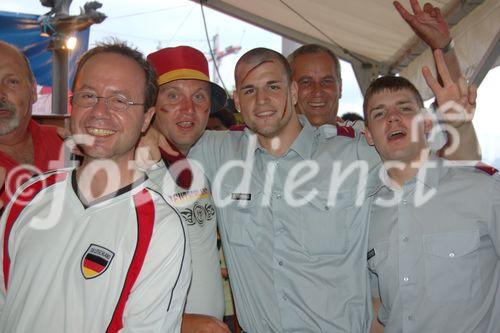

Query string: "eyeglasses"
[71, 91, 145, 112]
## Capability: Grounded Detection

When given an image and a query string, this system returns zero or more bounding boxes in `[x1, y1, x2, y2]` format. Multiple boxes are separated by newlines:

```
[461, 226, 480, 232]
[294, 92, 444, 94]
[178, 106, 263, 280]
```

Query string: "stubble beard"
[0, 112, 20, 136]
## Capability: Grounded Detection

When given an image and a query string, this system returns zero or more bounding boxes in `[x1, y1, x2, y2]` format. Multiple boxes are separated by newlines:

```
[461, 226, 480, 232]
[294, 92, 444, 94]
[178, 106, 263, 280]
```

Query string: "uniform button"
[402, 236, 409, 242]
[276, 193, 282, 199]
[278, 260, 283, 266]
[449, 252, 455, 258]
[402, 199, 408, 205]
[282, 295, 288, 301]
[403, 276, 409, 282]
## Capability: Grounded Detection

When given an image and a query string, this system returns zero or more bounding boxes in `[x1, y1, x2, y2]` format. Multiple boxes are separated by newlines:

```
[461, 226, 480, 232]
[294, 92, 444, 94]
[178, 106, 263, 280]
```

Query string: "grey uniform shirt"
[189, 117, 380, 333]
[367, 156, 500, 333]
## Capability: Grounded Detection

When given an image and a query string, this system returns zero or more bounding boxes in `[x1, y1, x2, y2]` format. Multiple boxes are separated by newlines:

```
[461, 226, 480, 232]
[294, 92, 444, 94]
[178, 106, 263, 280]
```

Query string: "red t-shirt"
[0, 119, 64, 207]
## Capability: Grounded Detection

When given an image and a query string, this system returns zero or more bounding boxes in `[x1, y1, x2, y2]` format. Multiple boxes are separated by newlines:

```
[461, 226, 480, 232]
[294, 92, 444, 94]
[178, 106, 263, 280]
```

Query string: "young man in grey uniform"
[142, 47, 378, 332]
[365, 50, 500, 333]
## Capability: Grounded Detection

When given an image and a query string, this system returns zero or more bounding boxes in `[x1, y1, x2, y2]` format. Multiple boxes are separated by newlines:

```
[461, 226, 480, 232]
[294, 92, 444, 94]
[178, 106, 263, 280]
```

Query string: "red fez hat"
[147, 46, 227, 113]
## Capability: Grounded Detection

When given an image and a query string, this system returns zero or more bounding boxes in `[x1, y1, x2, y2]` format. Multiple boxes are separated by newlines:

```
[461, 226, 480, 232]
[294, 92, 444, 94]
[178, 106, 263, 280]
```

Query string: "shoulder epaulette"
[475, 162, 498, 176]
[336, 125, 355, 138]
[229, 124, 246, 131]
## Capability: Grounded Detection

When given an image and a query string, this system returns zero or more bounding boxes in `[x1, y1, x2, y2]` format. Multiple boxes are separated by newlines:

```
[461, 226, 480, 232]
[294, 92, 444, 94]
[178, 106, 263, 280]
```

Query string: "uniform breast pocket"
[300, 191, 354, 256]
[220, 184, 261, 249]
[423, 230, 481, 302]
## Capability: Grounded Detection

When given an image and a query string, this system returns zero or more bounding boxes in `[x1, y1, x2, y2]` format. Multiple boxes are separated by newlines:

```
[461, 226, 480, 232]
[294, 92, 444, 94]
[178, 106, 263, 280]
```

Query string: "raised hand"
[423, 49, 477, 128]
[394, 0, 451, 49]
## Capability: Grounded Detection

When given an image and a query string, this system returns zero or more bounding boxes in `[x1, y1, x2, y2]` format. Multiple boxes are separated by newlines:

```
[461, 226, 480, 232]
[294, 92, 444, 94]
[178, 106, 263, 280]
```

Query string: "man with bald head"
[0, 41, 64, 210]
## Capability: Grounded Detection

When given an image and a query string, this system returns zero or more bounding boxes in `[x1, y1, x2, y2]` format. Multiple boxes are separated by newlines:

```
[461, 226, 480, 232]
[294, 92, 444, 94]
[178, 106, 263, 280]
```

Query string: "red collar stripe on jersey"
[106, 188, 155, 333]
[2, 172, 68, 290]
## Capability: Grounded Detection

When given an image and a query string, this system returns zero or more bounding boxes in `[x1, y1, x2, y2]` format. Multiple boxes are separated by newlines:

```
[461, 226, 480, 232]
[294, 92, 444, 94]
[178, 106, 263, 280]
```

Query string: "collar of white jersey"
[71, 169, 148, 209]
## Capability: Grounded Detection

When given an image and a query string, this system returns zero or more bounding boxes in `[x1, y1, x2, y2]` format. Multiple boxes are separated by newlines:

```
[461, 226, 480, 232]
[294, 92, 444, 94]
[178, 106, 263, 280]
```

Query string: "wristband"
[441, 38, 455, 53]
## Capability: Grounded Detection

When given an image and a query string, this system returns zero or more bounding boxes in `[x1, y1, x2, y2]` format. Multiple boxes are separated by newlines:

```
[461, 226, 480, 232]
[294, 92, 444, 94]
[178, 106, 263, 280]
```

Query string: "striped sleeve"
[0, 172, 68, 315]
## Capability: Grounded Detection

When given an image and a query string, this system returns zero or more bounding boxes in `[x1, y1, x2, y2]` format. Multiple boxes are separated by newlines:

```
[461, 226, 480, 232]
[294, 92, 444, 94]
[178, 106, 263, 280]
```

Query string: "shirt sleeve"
[356, 133, 381, 172]
[489, 173, 500, 258]
[120, 203, 192, 332]
[188, 130, 227, 181]
[0, 176, 34, 316]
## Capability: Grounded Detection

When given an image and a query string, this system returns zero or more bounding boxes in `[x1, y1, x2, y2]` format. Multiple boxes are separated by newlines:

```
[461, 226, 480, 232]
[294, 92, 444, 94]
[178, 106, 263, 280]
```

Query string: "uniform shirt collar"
[244, 115, 315, 160]
[289, 115, 315, 160]
[369, 153, 445, 195]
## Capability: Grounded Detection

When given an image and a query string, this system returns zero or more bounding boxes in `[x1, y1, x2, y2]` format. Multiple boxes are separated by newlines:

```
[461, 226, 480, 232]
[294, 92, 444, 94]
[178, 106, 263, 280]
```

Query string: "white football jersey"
[0, 169, 191, 333]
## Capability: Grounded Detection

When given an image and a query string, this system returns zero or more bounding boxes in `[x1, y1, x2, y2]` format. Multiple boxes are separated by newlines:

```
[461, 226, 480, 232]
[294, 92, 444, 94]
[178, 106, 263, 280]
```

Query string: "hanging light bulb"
[65, 36, 77, 50]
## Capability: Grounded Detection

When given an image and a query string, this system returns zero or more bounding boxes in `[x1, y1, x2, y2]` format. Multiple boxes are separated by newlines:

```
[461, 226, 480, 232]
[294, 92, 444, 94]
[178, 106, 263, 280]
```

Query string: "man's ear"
[141, 107, 155, 133]
[30, 79, 38, 104]
[290, 80, 298, 106]
[423, 115, 433, 135]
[233, 90, 240, 112]
[364, 126, 375, 146]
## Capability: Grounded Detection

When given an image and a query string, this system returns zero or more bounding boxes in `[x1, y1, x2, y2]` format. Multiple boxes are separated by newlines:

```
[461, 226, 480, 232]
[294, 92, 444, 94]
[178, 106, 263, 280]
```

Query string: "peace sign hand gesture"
[394, 0, 451, 49]
[423, 49, 477, 128]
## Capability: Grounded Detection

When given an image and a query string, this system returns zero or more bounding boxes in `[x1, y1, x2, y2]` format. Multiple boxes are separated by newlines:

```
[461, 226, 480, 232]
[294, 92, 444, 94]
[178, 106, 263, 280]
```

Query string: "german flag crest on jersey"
[81, 244, 115, 279]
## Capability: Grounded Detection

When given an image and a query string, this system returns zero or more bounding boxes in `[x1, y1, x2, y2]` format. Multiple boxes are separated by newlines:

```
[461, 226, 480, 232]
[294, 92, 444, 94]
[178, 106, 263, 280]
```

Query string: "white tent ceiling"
[195, 0, 500, 98]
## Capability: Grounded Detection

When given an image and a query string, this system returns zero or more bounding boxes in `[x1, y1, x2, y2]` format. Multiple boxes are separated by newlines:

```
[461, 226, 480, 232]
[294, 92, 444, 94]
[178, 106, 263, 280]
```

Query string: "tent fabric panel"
[400, 0, 500, 99]
[204, 0, 455, 63]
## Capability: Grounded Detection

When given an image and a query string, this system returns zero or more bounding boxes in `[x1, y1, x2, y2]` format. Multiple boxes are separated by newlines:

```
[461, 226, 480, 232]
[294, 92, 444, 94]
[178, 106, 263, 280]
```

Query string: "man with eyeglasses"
[0, 41, 191, 332]
[0, 41, 64, 211]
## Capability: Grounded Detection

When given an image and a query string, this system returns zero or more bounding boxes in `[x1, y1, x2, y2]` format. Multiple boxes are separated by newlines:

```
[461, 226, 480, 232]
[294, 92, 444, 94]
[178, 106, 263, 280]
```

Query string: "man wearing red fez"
[146, 46, 230, 333]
